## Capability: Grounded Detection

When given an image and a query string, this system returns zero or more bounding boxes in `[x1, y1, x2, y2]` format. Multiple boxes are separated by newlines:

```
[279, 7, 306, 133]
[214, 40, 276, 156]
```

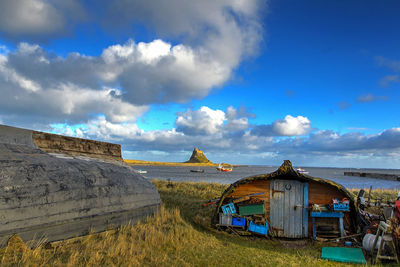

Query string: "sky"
[0, 0, 400, 168]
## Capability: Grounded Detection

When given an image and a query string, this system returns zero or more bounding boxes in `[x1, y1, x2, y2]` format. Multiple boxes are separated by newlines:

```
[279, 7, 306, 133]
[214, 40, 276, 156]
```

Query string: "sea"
[131, 165, 400, 190]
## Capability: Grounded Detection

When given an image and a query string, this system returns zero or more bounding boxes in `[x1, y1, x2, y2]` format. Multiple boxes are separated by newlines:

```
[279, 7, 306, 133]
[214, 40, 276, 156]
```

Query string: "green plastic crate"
[321, 247, 366, 264]
[238, 204, 264, 215]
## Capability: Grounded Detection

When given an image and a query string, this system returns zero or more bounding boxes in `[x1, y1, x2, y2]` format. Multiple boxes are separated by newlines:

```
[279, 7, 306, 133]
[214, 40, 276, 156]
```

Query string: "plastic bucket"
[362, 234, 383, 252]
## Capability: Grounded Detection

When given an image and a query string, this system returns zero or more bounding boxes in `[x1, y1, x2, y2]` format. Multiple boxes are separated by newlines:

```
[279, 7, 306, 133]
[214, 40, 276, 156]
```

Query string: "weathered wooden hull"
[0, 125, 161, 247]
[213, 160, 357, 239]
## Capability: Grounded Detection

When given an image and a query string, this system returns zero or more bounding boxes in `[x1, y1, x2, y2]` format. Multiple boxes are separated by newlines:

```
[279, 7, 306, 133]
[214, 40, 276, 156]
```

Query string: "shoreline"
[124, 159, 245, 167]
[124, 159, 218, 167]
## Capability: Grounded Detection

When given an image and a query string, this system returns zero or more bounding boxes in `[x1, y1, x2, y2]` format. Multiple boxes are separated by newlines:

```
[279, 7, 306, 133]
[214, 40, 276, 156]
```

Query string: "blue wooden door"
[270, 180, 308, 238]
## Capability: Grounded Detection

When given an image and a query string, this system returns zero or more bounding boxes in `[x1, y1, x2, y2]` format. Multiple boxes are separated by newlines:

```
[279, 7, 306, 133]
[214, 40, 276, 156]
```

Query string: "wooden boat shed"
[212, 160, 357, 238]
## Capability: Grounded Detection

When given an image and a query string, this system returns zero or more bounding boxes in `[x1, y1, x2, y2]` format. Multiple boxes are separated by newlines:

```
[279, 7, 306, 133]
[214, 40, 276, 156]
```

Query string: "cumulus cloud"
[176, 106, 226, 135]
[0, 40, 231, 124]
[252, 115, 312, 136]
[51, 110, 400, 165]
[0, 45, 149, 123]
[281, 128, 400, 154]
[174, 105, 254, 136]
[273, 115, 312, 136]
[0, 1, 264, 131]
[50, 105, 259, 153]
[58, 116, 191, 152]
[0, 0, 85, 41]
[103, 0, 263, 64]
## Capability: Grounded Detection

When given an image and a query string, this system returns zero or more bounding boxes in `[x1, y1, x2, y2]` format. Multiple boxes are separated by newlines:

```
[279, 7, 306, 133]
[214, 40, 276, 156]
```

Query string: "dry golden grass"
[124, 159, 217, 167]
[349, 188, 398, 203]
[1, 180, 396, 266]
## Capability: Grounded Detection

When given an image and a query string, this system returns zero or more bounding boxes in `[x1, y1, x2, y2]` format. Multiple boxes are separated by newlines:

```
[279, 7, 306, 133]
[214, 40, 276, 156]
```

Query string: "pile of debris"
[215, 193, 269, 237]
[356, 189, 400, 264]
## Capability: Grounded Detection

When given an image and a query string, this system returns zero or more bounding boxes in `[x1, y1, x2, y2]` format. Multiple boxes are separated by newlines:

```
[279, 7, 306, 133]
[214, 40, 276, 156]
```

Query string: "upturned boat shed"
[213, 160, 357, 239]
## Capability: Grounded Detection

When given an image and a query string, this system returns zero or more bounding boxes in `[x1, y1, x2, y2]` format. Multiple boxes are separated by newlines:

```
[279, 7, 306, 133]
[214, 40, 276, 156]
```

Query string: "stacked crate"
[218, 200, 268, 235]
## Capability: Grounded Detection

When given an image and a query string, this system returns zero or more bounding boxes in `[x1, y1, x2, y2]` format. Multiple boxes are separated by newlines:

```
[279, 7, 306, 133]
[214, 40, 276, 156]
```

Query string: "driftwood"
[316, 233, 363, 242]
[233, 196, 250, 203]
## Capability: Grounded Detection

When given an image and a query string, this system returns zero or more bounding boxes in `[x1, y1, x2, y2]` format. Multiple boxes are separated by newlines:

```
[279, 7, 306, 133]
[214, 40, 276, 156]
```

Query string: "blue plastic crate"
[248, 221, 268, 235]
[232, 217, 246, 227]
[221, 203, 236, 215]
[333, 203, 349, 211]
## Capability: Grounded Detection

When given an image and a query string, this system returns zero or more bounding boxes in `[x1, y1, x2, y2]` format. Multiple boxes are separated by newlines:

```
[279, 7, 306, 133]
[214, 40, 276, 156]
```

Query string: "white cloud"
[176, 106, 226, 135]
[44, 108, 400, 168]
[224, 106, 250, 131]
[0, 40, 230, 124]
[252, 115, 312, 137]
[0, 1, 263, 130]
[277, 128, 400, 154]
[272, 115, 311, 136]
[225, 117, 249, 132]
[0, 51, 149, 124]
[0, 53, 42, 92]
[104, 0, 263, 63]
[86, 117, 142, 141]
[136, 40, 172, 64]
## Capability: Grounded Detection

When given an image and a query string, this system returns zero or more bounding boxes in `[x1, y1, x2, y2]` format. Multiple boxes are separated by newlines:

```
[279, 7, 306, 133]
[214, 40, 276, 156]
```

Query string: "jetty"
[344, 171, 400, 181]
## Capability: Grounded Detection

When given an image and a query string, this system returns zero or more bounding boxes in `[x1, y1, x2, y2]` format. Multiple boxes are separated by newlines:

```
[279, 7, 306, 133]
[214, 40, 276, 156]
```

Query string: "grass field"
[0, 180, 397, 266]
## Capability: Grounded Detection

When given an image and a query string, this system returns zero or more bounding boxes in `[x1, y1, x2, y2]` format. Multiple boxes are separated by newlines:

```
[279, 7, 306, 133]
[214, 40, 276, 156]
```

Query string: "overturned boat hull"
[0, 125, 161, 246]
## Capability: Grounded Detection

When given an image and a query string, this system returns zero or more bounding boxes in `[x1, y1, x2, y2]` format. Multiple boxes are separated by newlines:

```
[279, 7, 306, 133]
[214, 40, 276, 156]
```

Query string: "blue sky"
[0, 0, 400, 168]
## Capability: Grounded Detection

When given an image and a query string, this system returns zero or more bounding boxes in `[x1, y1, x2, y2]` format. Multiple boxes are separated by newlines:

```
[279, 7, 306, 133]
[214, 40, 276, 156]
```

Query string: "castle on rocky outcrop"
[185, 147, 212, 163]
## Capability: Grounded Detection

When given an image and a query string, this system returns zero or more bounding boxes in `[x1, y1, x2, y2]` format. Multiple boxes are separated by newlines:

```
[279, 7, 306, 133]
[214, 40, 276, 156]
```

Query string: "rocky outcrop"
[32, 131, 122, 162]
[185, 148, 211, 163]
[0, 124, 161, 246]
[0, 124, 122, 162]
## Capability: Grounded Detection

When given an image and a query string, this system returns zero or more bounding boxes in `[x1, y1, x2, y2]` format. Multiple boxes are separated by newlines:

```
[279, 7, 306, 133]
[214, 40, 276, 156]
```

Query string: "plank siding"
[308, 181, 350, 236]
[228, 180, 352, 238]
[230, 181, 270, 218]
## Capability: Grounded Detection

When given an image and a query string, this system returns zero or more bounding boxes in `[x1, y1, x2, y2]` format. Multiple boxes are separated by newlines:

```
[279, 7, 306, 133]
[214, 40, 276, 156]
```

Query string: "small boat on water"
[137, 169, 147, 174]
[296, 168, 309, 174]
[216, 163, 233, 172]
[190, 169, 205, 173]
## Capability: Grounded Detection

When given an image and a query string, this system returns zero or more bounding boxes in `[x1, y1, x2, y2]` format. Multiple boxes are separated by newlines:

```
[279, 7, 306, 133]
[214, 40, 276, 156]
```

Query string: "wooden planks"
[228, 179, 353, 238]
[307, 181, 350, 235]
[230, 180, 271, 218]
[308, 181, 347, 204]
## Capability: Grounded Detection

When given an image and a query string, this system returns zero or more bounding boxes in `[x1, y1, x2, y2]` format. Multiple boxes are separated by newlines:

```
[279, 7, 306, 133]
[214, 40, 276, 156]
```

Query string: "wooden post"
[367, 186, 372, 205]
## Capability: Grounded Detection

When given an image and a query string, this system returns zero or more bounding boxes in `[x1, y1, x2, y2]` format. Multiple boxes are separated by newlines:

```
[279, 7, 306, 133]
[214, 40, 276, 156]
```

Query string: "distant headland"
[124, 147, 218, 166]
